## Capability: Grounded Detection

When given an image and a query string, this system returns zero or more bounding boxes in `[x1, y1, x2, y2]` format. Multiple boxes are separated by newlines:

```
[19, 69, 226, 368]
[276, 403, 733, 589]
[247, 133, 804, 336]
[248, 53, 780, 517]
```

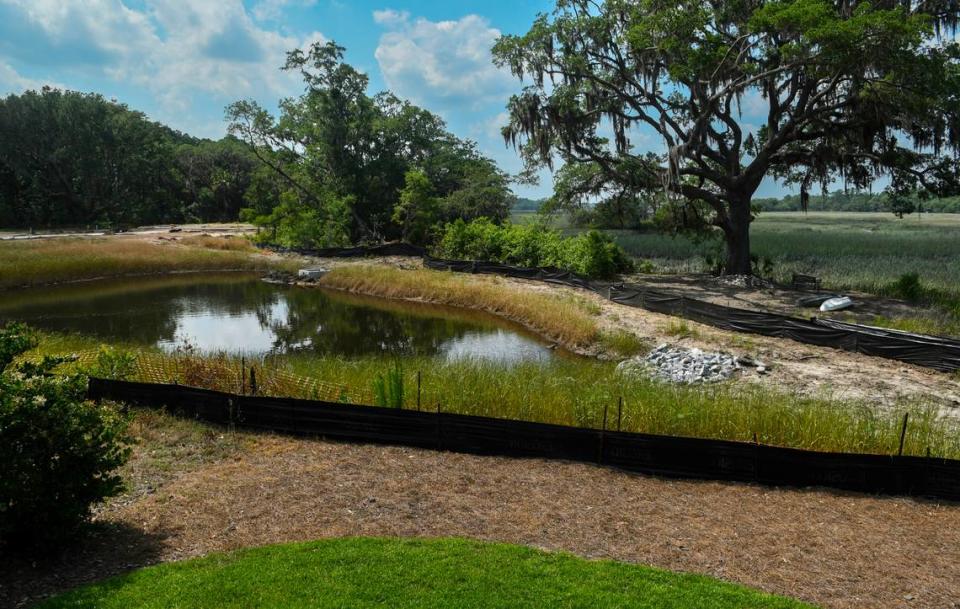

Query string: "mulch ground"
[4, 434, 958, 609]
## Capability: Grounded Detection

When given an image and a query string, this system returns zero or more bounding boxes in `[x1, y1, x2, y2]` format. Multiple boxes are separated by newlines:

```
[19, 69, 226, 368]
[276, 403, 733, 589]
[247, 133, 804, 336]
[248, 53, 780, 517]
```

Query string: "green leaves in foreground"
[37, 537, 816, 609]
[0, 324, 130, 550]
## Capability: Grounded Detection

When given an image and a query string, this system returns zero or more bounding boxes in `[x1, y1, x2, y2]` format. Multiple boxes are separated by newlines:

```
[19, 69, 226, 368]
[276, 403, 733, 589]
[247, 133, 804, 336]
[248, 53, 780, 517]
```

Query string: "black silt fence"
[88, 377, 960, 501]
[278, 243, 960, 372]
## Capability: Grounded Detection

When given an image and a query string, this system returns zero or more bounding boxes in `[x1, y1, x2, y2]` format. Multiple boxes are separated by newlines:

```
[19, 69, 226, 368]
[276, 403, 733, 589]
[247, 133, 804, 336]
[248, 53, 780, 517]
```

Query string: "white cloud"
[0, 1, 324, 121]
[373, 9, 410, 26]
[0, 61, 64, 94]
[252, 0, 318, 22]
[373, 11, 516, 110]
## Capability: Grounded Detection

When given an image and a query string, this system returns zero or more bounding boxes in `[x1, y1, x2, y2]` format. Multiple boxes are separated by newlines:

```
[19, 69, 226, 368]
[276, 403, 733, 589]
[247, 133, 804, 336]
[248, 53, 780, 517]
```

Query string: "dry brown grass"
[320, 264, 601, 349]
[178, 234, 255, 251]
[0, 237, 290, 289]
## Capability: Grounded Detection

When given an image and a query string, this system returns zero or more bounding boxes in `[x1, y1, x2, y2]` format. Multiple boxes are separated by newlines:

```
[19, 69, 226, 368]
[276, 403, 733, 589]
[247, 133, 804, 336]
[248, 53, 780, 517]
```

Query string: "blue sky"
[0, 0, 788, 199]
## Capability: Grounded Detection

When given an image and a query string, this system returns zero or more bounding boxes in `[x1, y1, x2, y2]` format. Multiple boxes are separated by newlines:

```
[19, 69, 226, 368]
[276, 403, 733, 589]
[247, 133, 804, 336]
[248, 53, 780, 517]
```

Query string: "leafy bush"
[0, 324, 130, 550]
[436, 218, 633, 279]
[87, 345, 137, 380]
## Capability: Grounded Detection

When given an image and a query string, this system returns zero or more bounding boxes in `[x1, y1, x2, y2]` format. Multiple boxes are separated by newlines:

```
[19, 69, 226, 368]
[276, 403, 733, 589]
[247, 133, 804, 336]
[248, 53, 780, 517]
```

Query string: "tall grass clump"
[372, 359, 405, 408]
[319, 265, 602, 350]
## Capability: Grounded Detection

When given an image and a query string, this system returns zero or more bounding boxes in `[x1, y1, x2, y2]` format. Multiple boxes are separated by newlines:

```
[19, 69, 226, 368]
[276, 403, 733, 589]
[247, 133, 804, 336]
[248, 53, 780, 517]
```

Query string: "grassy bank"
[0, 236, 294, 289]
[319, 264, 644, 354]
[35, 537, 814, 609]
[32, 336, 958, 459]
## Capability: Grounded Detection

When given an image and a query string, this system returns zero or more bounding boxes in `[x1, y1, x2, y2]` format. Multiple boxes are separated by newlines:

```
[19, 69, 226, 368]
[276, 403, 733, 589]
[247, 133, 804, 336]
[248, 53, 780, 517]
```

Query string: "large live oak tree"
[494, 0, 960, 274]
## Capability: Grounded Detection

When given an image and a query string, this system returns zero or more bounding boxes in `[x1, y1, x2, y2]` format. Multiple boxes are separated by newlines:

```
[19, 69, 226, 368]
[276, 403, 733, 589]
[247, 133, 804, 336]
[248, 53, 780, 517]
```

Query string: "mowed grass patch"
[35, 537, 816, 609]
[320, 265, 601, 350]
[0, 237, 292, 289]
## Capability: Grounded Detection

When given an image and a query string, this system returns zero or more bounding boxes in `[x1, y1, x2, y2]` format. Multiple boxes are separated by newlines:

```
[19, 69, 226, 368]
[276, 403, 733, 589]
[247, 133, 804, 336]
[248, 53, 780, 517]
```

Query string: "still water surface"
[0, 273, 557, 363]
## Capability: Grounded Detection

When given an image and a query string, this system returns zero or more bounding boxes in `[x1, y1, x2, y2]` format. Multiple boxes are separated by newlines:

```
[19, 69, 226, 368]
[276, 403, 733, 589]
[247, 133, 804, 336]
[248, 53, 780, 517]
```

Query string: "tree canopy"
[494, 0, 960, 273]
[227, 42, 514, 248]
[0, 89, 259, 228]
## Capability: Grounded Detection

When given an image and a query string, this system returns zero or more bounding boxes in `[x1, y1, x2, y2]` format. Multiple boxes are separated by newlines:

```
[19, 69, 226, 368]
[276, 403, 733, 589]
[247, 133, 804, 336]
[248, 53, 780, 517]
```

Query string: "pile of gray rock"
[617, 344, 742, 384]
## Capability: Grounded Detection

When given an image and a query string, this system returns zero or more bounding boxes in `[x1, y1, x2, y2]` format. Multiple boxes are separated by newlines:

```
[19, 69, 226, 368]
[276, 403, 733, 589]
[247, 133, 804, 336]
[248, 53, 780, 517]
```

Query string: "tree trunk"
[723, 195, 752, 275]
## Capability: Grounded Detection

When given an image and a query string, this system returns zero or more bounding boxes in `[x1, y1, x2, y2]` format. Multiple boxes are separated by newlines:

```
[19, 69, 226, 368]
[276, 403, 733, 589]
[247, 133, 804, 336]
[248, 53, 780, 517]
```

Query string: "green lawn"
[35, 537, 816, 609]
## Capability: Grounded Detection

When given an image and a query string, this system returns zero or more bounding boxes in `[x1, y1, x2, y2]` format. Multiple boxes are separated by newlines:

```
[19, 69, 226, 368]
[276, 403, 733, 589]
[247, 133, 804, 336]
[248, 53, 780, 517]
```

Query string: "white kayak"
[819, 296, 853, 312]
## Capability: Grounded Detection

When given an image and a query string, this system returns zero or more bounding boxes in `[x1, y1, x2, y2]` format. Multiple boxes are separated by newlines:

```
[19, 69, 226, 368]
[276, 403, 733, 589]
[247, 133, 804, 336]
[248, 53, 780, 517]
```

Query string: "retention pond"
[0, 273, 561, 364]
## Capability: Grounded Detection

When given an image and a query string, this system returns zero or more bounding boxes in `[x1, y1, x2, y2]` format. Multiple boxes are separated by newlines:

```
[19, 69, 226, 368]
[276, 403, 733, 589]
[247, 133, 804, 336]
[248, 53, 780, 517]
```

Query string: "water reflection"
[0, 273, 556, 363]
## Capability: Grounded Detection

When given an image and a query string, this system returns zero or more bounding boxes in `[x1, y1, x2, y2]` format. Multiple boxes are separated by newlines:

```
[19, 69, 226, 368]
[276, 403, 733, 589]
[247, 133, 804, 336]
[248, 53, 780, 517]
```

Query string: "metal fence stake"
[250, 367, 257, 396]
[417, 371, 421, 411]
[898, 412, 910, 456]
[598, 402, 609, 464]
[616, 396, 623, 432]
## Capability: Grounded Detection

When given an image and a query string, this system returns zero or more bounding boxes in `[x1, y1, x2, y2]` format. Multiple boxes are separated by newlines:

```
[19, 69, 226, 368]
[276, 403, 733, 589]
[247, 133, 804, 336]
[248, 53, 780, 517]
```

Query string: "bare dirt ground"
[3, 431, 958, 609]
[0, 223, 254, 241]
[633, 272, 927, 325]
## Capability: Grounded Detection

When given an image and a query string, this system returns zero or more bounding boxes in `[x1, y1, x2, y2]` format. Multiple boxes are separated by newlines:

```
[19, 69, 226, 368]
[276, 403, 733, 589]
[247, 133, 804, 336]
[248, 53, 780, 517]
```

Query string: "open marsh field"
[514, 211, 960, 292]
[602, 212, 960, 296]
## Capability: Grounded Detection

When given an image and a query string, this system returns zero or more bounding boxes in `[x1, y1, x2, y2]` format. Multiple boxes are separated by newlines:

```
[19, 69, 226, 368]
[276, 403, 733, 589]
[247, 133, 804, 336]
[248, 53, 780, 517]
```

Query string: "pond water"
[0, 273, 558, 364]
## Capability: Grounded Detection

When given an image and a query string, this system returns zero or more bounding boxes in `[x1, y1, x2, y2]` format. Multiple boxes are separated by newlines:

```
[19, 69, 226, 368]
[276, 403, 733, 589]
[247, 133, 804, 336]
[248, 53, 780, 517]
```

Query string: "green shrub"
[0, 323, 130, 550]
[889, 272, 925, 302]
[436, 218, 634, 279]
[87, 345, 137, 380]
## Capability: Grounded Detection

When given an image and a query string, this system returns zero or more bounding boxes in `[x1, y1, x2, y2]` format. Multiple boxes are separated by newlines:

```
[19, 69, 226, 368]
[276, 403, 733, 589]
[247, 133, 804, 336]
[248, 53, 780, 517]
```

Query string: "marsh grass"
[608, 212, 960, 296]
[598, 329, 649, 356]
[320, 265, 602, 350]
[179, 234, 255, 251]
[30, 335, 959, 460]
[0, 237, 291, 289]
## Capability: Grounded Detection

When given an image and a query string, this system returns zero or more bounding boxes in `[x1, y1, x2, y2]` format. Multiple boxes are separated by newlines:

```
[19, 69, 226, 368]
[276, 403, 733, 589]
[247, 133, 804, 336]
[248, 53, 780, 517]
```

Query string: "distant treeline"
[512, 197, 544, 212]
[0, 89, 260, 228]
[0, 82, 514, 237]
[754, 191, 960, 213]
